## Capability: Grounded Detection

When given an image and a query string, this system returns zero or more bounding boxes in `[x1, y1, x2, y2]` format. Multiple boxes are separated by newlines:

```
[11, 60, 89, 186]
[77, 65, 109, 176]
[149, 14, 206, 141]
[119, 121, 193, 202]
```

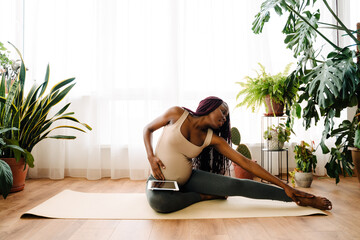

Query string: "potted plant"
[291, 141, 317, 188]
[235, 62, 297, 116]
[343, 111, 360, 183]
[252, 0, 360, 183]
[0, 127, 30, 199]
[230, 127, 256, 179]
[0, 42, 91, 197]
[263, 123, 291, 150]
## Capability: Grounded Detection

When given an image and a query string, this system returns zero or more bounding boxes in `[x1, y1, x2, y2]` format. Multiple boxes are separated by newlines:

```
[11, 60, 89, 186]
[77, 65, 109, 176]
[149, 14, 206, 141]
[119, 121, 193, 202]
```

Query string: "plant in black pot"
[252, 0, 360, 183]
[291, 141, 317, 188]
[0, 42, 91, 198]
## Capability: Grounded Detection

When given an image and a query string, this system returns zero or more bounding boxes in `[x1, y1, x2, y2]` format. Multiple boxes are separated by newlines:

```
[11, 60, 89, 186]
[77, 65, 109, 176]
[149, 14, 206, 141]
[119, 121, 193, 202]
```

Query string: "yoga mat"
[22, 190, 326, 219]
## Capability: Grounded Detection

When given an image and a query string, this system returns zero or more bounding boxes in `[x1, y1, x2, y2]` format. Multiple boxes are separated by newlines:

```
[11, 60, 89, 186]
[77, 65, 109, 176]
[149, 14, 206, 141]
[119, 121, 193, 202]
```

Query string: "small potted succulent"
[263, 123, 291, 150]
[291, 141, 317, 188]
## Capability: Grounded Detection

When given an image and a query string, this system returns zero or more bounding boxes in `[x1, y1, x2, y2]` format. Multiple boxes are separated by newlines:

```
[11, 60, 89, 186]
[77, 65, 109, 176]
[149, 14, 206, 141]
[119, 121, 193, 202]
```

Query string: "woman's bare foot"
[200, 194, 228, 201]
[296, 195, 332, 210]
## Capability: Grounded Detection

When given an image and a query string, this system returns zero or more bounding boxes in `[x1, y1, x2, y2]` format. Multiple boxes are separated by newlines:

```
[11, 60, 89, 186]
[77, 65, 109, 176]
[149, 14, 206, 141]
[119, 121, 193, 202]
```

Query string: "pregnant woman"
[143, 96, 332, 213]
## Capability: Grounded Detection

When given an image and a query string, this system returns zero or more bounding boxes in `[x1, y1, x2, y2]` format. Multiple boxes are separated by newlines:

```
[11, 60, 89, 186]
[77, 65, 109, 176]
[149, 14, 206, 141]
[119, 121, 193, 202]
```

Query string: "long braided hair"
[184, 96, 231, 175]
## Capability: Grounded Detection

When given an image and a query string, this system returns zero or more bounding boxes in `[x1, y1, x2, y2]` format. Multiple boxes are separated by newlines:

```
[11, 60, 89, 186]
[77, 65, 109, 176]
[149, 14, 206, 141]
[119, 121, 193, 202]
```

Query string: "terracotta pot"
[233, 160, 257, 180]
[264, 95, 284, 116]
[349, 147, 360, 183]
[2, 158, 29, 192]
[294, 172, 313, 188]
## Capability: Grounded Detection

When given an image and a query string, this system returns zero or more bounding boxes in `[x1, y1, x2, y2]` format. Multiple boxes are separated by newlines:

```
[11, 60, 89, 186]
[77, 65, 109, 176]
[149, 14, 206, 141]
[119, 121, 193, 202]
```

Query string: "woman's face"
[208, 102, 229, 129]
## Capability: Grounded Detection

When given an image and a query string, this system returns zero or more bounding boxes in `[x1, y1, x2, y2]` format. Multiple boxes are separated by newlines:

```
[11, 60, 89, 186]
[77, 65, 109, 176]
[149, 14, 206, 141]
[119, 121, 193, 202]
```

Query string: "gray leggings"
[146, 169, 293, 213]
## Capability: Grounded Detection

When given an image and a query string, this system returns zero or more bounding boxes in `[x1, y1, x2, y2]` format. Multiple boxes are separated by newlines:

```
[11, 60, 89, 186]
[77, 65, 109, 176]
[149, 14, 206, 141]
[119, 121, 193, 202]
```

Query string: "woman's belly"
[155, 152, 193, 186]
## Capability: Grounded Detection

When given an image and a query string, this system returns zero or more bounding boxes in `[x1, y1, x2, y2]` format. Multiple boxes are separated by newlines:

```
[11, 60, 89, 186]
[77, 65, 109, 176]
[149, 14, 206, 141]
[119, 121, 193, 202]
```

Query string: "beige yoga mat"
[22, 190, 326, 219]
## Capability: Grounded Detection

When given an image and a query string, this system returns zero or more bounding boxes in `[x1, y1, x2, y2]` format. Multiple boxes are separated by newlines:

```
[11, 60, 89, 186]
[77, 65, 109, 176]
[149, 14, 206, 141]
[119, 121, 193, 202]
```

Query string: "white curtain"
[2, 0, 347, 180]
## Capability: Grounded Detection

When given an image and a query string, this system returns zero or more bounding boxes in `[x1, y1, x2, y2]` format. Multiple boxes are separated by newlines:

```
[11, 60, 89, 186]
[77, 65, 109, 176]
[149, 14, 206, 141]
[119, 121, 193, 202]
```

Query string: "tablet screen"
[148, 180, 179, 191]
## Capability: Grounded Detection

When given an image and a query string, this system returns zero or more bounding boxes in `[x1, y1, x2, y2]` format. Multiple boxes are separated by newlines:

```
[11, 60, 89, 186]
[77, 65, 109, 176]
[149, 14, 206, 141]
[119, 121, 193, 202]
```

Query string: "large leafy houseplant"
[294, 140, 317, 173]
[235, 62, 297, 116]
[252, 0, 360, 183]
[0, 42, 91, 197]
[291, 140, 318, 187]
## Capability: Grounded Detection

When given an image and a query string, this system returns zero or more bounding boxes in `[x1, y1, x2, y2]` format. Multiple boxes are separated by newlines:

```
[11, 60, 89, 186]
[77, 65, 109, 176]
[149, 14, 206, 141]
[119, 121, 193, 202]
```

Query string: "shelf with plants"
[261, 115, 290, 182]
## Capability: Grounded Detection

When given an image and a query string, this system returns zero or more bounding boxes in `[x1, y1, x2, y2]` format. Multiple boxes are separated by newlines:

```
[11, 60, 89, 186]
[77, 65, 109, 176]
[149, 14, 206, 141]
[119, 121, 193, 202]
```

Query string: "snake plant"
[0, 42, 91, 177]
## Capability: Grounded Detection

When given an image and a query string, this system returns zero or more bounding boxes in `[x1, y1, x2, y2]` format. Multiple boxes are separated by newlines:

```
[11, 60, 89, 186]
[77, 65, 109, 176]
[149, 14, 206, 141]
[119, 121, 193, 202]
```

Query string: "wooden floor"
[1, 176, 359, 240]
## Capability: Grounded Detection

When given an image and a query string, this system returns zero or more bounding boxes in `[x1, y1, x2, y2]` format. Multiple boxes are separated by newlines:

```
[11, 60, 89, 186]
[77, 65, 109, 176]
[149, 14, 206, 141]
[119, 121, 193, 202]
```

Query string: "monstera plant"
[252, 0, 360, 183]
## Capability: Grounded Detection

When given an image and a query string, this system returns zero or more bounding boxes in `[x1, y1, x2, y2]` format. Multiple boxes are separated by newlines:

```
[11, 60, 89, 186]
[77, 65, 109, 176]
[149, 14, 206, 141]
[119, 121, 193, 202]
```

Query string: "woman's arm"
[143, 106, 184, 180]
[211, 136, 313, 202]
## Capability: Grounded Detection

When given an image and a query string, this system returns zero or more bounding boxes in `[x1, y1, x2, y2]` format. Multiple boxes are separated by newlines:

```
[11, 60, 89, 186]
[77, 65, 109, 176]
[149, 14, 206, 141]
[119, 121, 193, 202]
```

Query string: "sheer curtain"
[2, 0, 342, 180]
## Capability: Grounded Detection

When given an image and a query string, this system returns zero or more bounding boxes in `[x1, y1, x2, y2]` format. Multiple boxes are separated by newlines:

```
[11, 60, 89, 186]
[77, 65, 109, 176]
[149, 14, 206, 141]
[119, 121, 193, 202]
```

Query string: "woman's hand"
[284, 185, 314, 204]
[149, 156, 166, 180]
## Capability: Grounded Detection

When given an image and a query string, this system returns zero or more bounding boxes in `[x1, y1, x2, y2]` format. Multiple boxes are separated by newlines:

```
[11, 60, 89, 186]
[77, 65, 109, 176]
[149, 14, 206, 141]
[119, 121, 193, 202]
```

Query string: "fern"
[235, 63, 294, 112]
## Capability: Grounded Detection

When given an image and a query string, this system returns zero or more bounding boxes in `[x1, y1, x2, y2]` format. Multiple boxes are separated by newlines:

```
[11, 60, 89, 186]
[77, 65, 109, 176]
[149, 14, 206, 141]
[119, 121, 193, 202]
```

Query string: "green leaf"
[0, 127, 18, 135]
[252, 0, 285, 34]
[0, 73, 5, 98]
[4, 80, 19, 127]
[24, 150, 34, 168]
[50, 78, 76, 95]
[48, 125, 87, 133]
[305, 54, 358, 109]
[0, 96, 18, 113]
[54, 116, 92, 131]
[295, 103, 301, 118]
[54, 103, 71, 117]
[284, 10, 320, 57]
[44, 84, 75, 113]
[354, 128, 360, 149]
[0, 159, 13, 199]
[47, 135, 76, 139]
[38, 64, 50, 97]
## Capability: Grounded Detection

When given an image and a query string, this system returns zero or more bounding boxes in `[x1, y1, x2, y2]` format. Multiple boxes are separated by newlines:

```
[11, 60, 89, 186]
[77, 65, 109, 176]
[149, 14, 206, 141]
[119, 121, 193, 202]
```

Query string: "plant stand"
[261, 116, 289, 182]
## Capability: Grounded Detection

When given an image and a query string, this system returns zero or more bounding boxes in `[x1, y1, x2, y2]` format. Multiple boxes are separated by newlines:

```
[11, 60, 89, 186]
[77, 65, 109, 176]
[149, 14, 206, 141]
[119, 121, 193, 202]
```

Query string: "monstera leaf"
[252, 0, 319, 34]
[252, 0, 286, 34]
[304, 50, 358, 110]
[284, 10, 320, 57]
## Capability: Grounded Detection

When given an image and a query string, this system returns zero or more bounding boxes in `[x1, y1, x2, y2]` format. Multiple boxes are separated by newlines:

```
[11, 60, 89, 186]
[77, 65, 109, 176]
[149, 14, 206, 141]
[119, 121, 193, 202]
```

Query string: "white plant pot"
[265, 130, 284, 150]
[294, 172, 313, 188]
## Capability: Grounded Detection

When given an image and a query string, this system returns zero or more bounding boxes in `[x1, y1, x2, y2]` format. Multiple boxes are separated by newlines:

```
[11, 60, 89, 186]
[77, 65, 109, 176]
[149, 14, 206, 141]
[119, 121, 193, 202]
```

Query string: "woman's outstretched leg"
[182, 169, 293, 202]
[183, 170, 332, 210]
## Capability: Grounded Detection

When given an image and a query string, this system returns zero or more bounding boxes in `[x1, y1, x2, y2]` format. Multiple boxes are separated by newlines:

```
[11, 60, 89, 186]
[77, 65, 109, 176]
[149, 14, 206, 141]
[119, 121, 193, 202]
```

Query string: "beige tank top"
[154, 110, 213, 185]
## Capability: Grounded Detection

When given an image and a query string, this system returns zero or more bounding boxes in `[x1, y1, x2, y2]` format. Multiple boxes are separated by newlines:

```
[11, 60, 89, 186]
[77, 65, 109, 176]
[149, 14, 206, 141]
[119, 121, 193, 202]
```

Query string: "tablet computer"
[147, 180, 179, 191]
